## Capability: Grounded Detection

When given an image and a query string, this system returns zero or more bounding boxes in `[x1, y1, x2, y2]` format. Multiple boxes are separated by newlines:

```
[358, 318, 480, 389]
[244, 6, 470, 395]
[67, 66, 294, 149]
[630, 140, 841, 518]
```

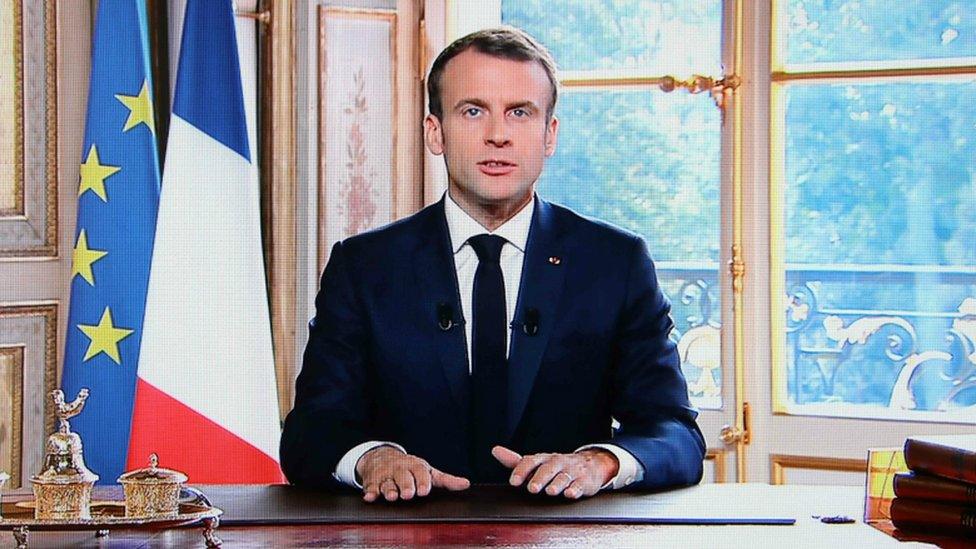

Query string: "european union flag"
[60, 0, 160, 484]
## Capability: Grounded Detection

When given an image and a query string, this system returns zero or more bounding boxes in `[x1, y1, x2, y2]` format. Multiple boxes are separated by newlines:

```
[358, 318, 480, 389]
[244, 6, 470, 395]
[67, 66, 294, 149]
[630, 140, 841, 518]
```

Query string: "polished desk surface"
[0, 483, 936, 548]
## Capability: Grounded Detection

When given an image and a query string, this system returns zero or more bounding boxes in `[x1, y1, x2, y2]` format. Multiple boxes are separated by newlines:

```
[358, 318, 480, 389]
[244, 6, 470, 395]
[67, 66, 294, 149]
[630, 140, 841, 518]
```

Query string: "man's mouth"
[478, 160, 517, 176]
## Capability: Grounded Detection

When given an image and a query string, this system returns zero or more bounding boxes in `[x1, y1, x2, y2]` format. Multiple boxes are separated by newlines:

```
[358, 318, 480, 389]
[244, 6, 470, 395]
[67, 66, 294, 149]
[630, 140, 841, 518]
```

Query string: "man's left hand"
[491, 445, 619, 499]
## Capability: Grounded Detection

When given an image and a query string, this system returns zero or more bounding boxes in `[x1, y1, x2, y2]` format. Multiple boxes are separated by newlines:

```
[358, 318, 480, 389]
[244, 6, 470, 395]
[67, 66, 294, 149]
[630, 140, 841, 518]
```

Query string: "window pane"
[777, 0, 976, 66]
[540, 90, 722, 408]
[784, 83, 976, 266]
[781, 82, 976, 420]
[501, 0, 722, 75]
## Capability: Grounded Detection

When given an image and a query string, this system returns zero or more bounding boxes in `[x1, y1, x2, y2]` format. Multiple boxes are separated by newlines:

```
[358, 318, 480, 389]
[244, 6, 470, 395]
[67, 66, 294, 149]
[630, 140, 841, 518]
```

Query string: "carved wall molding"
[0, 0, 58, 259]
[770, 453, 865, 485]
[705, 448, 728, 483]
[0, 302, 57, 489]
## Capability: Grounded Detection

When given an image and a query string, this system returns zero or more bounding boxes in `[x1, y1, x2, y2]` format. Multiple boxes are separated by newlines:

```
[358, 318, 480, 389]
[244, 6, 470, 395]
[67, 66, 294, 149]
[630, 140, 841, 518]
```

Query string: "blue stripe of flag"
[172, 0, 250, 162]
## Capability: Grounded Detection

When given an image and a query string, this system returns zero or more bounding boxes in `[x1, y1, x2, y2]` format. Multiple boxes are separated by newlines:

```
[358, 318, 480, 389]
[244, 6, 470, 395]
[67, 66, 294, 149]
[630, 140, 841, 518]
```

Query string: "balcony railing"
[785, 264, 976, 420]
[657, 263, 722, 409]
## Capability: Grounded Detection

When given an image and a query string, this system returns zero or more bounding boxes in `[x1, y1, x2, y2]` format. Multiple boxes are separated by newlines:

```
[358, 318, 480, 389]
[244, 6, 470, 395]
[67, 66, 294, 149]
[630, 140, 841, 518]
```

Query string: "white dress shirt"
[333, 193, 644, 489]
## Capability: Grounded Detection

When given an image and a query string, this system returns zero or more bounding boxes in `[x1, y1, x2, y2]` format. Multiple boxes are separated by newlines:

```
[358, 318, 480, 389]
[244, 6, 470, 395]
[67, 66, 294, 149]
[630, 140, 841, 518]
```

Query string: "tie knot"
[468, 234, 506, 264]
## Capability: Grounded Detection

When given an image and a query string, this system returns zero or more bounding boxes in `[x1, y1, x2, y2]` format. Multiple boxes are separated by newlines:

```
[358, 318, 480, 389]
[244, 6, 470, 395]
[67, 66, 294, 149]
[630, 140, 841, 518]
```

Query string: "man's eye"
[511, 108, 528, 117]
[463, 107, 482, 117]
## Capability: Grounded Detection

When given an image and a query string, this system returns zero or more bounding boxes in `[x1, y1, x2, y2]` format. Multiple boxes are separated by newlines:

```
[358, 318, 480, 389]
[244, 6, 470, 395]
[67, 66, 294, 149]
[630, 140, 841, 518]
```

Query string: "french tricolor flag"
[127, 0, 283, 483]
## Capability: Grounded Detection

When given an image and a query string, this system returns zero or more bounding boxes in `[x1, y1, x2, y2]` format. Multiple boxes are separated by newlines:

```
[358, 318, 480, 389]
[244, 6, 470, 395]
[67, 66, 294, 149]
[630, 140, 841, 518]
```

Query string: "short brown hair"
[427, 26, 559, 121]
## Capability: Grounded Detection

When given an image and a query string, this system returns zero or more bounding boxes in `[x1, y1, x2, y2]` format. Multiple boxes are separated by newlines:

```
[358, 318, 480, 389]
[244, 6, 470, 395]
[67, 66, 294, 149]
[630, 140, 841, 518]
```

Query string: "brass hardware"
[719, 424, 745, 444]
[729, 243, 745, 296]
[720, 401, 751, 445]
[560, 72, 741, 118]
[772, 64, 976, 83]
[658, 73, 741, 116]
[234, 2, 271, 25]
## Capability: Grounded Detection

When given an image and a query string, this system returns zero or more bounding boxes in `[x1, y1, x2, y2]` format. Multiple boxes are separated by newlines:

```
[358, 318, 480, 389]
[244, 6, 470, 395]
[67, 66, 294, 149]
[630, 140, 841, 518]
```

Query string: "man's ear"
[544, 115, 559, 157]
[424, 114, 445, 156]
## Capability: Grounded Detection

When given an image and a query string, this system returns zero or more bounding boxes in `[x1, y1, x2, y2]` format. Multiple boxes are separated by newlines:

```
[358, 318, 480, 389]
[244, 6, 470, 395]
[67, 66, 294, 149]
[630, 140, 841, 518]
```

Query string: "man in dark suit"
[280, 27, 705, 503]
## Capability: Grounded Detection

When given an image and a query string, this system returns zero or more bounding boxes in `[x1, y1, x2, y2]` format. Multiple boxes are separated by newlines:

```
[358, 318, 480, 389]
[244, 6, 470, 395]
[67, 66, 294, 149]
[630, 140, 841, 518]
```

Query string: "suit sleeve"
[280, 241, 374, 489]
[601, 236, 707, 490]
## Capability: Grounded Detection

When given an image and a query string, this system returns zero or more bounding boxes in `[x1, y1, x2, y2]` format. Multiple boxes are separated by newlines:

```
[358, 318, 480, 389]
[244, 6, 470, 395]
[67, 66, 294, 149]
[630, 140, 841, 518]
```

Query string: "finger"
[412, 463, 433, 497]
[362, 482, 381, 503]
[431, 467, 471, 491]
[491, 445, 522, 469]
[545, 471, 575, 496]
[564, 478, 595, 499]
[510, 453, 548, 487]
[380, 477, 399, 501]
[393, 467, 417, 500]
[526, 458, 564, 494]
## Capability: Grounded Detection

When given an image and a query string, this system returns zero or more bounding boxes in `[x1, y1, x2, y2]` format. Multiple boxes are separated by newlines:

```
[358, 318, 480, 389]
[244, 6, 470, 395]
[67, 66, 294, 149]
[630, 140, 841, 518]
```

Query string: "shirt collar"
[444, 191, 534, 254]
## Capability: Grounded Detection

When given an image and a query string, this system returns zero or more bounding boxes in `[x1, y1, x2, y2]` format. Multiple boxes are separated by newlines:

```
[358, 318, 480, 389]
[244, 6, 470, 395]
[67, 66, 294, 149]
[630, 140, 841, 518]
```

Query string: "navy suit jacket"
[280, 197, 706, 490]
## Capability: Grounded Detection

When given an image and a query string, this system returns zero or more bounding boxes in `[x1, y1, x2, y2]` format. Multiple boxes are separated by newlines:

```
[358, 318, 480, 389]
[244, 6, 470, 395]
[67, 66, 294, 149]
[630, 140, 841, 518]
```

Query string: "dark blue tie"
[468, 234, 508, 482]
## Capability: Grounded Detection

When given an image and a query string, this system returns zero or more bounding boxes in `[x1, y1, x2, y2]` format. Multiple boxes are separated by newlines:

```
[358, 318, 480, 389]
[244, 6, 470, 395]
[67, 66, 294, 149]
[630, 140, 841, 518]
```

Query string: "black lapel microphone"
[522, 307, 540, 336]
[437, 302, 461, 331]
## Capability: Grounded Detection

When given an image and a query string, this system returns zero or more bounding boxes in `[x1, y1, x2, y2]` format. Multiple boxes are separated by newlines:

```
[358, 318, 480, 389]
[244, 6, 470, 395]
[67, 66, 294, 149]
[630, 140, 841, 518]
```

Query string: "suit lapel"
[411, 199, 470, 415]
[506, 198, 567, 439]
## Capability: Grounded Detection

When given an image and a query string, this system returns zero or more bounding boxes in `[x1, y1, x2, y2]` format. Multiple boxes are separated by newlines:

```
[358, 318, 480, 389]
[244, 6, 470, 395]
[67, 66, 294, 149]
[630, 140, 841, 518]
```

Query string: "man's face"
[425, 48, 558, 213]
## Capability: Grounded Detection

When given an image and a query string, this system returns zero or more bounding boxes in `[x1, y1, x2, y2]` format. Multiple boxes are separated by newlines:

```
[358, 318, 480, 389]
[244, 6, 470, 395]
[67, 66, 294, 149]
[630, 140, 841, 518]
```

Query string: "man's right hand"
[355, 445, 470, 502]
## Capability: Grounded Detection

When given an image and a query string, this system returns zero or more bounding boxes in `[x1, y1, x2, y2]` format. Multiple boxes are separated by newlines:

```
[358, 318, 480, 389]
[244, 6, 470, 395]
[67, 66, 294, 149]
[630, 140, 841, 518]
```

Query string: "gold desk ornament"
[118, 453, 188, 518]
[0, 471, 9, 519]
[29, 388, 99, 520]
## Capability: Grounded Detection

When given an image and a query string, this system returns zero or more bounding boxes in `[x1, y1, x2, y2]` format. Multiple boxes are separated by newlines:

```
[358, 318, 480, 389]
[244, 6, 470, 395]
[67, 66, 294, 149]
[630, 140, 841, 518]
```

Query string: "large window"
[503, 0, 726, 409]
[772, 0, 976, 421]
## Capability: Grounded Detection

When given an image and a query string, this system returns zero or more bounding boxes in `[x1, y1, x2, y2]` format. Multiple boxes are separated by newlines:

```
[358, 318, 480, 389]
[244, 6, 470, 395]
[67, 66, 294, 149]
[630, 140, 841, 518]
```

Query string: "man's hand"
[492, 445, 619, 499]
[355, 445, 470, 502]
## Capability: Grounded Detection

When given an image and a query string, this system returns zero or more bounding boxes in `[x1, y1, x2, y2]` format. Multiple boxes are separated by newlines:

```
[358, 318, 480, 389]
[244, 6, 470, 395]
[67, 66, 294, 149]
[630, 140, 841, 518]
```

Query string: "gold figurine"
[29, 389, 99, 520]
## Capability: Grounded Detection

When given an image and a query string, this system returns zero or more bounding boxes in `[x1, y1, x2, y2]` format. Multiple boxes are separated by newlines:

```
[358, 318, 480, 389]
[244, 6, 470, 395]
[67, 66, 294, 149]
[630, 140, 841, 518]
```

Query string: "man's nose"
[484, 115, 511, 147]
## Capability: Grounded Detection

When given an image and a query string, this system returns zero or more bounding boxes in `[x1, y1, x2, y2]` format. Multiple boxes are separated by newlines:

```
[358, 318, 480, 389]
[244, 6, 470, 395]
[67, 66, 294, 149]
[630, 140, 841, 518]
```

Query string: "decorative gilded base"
[1, 500, 223, 548]
[122, 483, 181, 518]
[30, 481, 94, 520]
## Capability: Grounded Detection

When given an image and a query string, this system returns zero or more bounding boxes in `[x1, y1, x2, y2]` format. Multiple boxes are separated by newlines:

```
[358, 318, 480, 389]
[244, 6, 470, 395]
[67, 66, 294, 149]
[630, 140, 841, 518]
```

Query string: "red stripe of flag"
[126, 379, 284, 483]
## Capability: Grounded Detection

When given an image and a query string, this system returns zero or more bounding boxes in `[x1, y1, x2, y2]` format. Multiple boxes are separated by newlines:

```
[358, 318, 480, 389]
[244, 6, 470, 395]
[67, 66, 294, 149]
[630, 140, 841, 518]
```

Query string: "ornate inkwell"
[29, 389, 99, 520]
[118, 454, 188, 518]
[1, 389, 223, 548]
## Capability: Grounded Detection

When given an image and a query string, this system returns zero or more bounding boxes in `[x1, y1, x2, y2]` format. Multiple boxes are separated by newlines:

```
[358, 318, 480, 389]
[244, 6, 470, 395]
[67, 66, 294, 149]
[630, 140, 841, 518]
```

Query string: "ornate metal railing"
[654, 264, 976, 415]
[785, 265, 976, 413]
[657, 264, 722, 406]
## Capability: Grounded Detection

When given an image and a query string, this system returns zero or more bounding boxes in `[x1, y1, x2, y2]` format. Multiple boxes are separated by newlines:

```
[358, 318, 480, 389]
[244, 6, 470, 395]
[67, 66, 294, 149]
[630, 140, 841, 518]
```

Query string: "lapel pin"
[548, 256, 561, 265]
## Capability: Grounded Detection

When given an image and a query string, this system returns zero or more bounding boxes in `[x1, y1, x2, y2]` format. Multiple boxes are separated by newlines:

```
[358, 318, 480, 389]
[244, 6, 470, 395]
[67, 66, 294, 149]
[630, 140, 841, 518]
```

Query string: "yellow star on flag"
[115, 80, 156, 134]
[78, 307, 134, 364]
[78, 145, 121, 202]
[71, 229, 108, 286]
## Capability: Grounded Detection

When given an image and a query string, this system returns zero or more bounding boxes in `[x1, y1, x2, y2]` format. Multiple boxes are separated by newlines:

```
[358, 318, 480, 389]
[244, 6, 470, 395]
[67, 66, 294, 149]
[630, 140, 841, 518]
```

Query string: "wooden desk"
[0, 484, 934, 548]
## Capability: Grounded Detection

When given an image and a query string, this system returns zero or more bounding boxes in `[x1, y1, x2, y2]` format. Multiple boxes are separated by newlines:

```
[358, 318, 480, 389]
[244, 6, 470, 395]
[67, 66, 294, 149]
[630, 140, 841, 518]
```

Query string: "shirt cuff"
[333, 441, 407, 489]
[575, 443, 644, 490]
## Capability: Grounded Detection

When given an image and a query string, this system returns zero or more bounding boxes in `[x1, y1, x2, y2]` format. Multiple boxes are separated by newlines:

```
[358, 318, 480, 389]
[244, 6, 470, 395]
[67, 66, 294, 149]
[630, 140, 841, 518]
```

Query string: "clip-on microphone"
[522, 307, 540, 336]
[437, 302, 458, 331]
